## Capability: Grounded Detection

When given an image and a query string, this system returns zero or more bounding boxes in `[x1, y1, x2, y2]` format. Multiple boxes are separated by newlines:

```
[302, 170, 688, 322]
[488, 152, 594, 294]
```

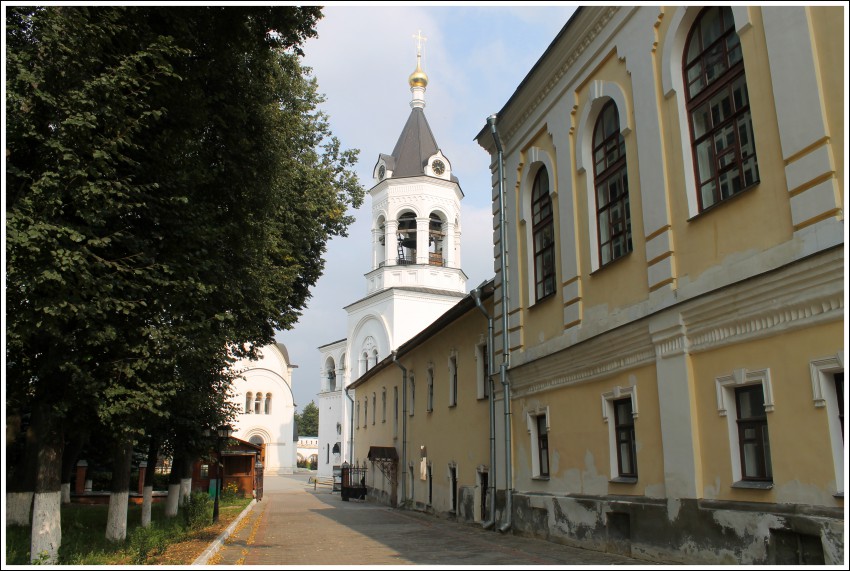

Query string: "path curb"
[191, 499, 258, 565]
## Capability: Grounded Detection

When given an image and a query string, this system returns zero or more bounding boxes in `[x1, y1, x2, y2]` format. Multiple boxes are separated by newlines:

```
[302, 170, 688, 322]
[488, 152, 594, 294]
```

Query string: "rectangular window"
[537, 415, 549, 477]
[382, 388, 387, 423]
[356, 402, 360, 430]
[427, 369, 434, 412]
[372, 393, 376, 425]
[409, 376, 415, 416]
[393, 387, 399, 437]
[735, 385, 772, 481]
[613, 398, 637, 478]
[200, 464, 209, 479]
[449, 356, 458, 407]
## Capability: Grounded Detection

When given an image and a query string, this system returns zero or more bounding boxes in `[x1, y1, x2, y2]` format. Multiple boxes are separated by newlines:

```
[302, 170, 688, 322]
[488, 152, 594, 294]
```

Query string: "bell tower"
[366, 31, 466, 295]
[317, 31, 467, 477]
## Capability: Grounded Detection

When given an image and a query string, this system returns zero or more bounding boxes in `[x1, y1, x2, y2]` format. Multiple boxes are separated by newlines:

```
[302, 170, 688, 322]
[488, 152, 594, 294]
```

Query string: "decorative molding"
[715, 368, 774, 416]
[601, 384, 639, 422]
[810, 353, 844, 407]
[504, 7, 620, 143]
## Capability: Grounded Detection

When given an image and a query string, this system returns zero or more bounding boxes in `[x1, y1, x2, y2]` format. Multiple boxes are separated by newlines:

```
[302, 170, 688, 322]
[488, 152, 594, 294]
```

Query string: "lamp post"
[213, 425, 233, 524]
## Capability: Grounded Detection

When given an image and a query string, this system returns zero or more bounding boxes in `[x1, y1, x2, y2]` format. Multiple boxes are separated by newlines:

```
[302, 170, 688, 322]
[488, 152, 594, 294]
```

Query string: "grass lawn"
[5, 496, 253, 565]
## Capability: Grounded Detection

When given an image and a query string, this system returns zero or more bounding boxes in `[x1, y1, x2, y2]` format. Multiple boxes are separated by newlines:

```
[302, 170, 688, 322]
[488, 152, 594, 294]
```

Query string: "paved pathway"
[207, 473, 644, 566]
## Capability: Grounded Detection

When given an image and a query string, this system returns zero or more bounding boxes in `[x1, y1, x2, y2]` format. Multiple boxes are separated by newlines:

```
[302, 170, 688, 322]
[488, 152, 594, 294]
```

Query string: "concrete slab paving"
[205, 473, 647, 567]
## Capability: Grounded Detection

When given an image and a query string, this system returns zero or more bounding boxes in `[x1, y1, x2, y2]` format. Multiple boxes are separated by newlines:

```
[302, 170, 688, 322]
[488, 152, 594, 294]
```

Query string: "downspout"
[392, 351, 408, 505]
[472, 285, 496, 530]
[487, 114, 513, 533]
[344, 384, 354, 465]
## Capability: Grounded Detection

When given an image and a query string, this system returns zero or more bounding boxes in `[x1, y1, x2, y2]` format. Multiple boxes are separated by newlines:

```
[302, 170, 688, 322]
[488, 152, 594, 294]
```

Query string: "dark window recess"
[593, 100, 632, 266]
[684, 6, 759, 212]
[531, 167, 556, 301]
[770, 530, 825, 565]
[735, 385, 772, 481]
[614, 398, 637, 478]
[537, 415, 550, 477]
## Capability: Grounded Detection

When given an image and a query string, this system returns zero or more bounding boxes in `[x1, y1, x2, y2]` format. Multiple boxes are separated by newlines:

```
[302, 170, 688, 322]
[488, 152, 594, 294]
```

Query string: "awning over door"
[367, 446, 399, 461]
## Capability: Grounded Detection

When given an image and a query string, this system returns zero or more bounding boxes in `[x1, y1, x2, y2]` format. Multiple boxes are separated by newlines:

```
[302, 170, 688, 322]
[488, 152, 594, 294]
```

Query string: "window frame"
[592, 100, 632, 267]
[530, 167, 556, 303]
[613, 398, 637, 479]
[734, 384, 772, 482]
[684, 5, 759, 213]
[809, 354, 844, 495]
[426, 367, 434, 412]
[715, 368, 774, 488]
[527, 407, 551, 479]
[448, 355, 458, 407]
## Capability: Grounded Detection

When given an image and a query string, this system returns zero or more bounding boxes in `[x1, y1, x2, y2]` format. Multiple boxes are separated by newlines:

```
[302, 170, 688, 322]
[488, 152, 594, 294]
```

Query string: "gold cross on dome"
[412, 30, 427, 57]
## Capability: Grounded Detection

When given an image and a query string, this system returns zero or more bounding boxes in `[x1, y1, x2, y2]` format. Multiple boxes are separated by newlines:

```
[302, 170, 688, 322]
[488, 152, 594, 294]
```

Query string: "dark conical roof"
[389, 107, 439, 178]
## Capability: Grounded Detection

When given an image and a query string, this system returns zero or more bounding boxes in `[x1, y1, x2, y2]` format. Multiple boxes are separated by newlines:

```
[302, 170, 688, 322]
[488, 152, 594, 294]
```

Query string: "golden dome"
[409, 59, 428, 88]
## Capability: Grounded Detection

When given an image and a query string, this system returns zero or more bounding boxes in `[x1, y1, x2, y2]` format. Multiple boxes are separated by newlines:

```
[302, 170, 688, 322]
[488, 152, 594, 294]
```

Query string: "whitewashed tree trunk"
[6, 491, 33, 526]
[179, 477, 192, 506]
[165, 483, 180, 517]
[31, 491, 61, 564]
[141, 486, 153, 527]
[105, 492, 129, 541]
[60, 483, 71, 504]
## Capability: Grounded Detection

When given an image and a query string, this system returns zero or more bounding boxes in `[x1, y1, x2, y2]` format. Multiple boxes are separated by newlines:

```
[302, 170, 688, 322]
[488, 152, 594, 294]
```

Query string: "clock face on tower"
[432, 159, 445, 176]
[378, 165, 386, 180]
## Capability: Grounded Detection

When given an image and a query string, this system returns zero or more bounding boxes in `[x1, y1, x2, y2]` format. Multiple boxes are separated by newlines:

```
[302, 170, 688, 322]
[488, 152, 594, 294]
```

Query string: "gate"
[341, 465, 367, 501]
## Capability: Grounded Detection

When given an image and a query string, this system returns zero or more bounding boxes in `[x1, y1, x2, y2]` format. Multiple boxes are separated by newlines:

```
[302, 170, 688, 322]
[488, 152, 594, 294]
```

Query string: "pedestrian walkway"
[205, 473, 644, 566]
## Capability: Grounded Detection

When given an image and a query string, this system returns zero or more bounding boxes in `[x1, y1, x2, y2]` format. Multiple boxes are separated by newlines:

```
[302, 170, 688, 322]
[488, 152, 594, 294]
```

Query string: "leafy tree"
[295, 401, 320, 437]
[6, 5, 362, 561]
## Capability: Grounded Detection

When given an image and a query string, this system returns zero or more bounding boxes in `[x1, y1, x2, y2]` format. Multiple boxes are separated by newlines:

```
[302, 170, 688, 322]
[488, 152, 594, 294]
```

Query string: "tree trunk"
[164, 450, 183, 518]
[6, 408, 37, 525]
[179, 456, 193, 506]
[141, 437, 159, 527]
[30, 404, 63, 564]
[105, 441, 133, 541]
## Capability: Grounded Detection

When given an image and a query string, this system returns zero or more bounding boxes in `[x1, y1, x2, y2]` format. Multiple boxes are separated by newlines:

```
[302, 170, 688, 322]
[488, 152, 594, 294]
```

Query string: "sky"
[277, 4, 580, 412]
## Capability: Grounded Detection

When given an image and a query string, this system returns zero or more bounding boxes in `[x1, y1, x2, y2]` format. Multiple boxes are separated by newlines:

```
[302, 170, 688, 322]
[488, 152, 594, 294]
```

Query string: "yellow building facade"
[350, 283, 497, 522]
[471, 5, 844, 565]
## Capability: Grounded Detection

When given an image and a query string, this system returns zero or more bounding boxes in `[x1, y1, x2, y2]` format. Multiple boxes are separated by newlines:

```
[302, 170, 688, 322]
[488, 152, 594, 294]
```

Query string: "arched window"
[593, 100, 632, 266]
[254, 393, 262, 415]
[531, 167, 555, 302]
[264, 393, 272, 415]
[371, 349, 379, 368]
[245, 392, 253, 414]
[397, 212, 417, 264]
[327, 361, 337, 392]
[684, 6, 758, 211]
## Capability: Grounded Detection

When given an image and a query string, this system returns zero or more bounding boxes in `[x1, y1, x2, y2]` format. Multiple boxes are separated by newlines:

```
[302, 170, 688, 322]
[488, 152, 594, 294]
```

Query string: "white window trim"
[809, 353, 844, 494]
[661, 6, 753, 219]
[526, 406, 550, 479]
[601, 385, 639, 480]
[475, 335, 488, 400]
[575, 82, 632, 273]
[518, 148, 557, 304]
[448, 351, 458, 407]
[715, 368, 774, 485]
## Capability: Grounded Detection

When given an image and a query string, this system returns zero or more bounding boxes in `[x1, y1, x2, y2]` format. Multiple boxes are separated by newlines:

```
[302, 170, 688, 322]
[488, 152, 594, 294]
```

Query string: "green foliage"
[6, 6, 363, 553]
[183, 491, 212, 531]
[295, 401, 319, 437]
[221, 481, 240, 502]
[128, 524, 168, 564]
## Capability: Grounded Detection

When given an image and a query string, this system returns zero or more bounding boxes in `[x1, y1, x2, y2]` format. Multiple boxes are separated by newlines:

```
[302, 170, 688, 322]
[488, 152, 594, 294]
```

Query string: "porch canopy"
[367, 446, 398, 482]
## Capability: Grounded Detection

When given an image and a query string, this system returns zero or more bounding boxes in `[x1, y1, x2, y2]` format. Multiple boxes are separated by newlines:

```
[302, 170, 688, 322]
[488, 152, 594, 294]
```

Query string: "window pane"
[701, 7, 723, 47]
[692, 102, 711, 139]
[700, 181, 717, 209]
[742, 441, 759, 478]
[695, 139, 715, 184]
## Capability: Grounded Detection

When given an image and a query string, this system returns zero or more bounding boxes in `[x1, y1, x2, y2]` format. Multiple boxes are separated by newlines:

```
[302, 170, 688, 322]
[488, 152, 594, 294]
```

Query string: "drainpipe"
[344, 384, 354, 465]
[472, 285, 496, 530]
[392, 351, 408, 505]
[487, 113, 513, 533]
